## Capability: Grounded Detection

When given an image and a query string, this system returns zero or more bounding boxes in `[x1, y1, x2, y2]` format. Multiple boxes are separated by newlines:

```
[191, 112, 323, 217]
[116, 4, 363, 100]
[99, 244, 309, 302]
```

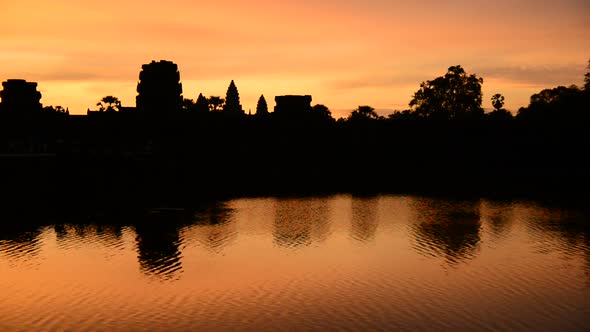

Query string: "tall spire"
[195, 93, 209, 113]
[223, 80, 243, 114]
[256, 94, 268, 116]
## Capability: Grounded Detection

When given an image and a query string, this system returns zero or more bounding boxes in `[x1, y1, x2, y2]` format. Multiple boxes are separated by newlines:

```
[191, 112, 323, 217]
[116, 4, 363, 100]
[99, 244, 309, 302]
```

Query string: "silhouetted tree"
[208, 96, 225, 112]
[348, 105, 378, 121]
[409, 65, 484, 120]
[97, 96, 121, 112]
[311, 104, 333, 121]
[491, 94, 505, 111]
[256, 95, 268, 116]
[531, 86, 580, 105]
[2, 57, 588, 202]
[223, 80, 243, 114]
[517, 85, 584, 122]
[195, 93, 209, 113]
[584, 58, 590, 92]
[43, 105, 68, 114]
[57, 106, 69, 114]
[487, 93, 512, 121]
[182, 98, 195, 112]
[387, 109, 415, 121]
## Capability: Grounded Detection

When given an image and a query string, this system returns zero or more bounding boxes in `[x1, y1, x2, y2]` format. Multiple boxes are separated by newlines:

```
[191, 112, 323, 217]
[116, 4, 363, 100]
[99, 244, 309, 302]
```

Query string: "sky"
[1, 0, 589, 117]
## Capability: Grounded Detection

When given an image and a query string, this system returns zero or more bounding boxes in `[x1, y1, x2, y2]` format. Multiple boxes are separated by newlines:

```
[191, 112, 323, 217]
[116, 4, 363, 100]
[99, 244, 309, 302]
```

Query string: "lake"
[1, 195, 588, 331]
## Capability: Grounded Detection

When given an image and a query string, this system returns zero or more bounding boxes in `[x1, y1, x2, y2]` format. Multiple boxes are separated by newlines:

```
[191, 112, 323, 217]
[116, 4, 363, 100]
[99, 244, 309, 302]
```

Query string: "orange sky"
[1, 0, 589, 117]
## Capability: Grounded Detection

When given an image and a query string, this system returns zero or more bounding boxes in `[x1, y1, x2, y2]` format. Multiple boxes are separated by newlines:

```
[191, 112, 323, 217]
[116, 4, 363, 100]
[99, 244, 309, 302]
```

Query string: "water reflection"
[134, 211, 185, 281]
[0, 222, 43, 264]
[189, 203, 237, 252]
[309, 198, 331, 244]
[54, 223, 124, 250]
[410, 197, 482, 264]
[1, 196, 589, 331]
[522, 204, 590, 283]
[0, 197, 587, 285]
[273, 198, 331, 248]
[350, 196, 379, 243]
[480, 200, 513, 240]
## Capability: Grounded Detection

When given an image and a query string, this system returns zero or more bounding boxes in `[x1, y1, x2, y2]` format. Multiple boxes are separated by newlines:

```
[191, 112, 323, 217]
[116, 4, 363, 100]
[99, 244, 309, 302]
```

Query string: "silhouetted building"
[0, 79, 42, 113]
[120, 106, 137, 113]
[256, 94, 269, 116]
[136, 60, 183, 114]
[195, 93, 209, 113]
[223, 80, 243, 114]
[274, 95, 312, 115]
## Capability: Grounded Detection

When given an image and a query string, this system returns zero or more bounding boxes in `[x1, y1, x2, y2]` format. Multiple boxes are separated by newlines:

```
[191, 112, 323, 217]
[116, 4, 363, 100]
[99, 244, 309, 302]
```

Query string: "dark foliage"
[97, 96, 121, 112]
[207, 96, 224, 112]
[1, 61, 589, 208]
[410, 65, 484, 120]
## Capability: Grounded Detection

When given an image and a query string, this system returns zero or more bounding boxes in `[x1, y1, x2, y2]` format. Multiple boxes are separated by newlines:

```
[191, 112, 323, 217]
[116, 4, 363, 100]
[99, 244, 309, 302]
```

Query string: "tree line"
[86, 60, 589, 128]
[1, 60, 589, 206]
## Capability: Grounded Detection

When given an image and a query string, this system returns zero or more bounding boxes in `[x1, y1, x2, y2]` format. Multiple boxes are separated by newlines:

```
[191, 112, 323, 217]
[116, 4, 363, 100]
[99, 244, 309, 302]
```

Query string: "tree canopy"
[208, 96, 225, 112]
[311, 104, 333, 121]
[97, 96, 121, 112]
[409, 65, 483, 120]
[348, 106, 378, 122]
[488, 93, 512, 121]
[491, 94, 505, 111]
[182, 98, 195, 112]
[517, 85, 585, 122]
[584, 58, 590, 92]
[43, 105, 69, 114]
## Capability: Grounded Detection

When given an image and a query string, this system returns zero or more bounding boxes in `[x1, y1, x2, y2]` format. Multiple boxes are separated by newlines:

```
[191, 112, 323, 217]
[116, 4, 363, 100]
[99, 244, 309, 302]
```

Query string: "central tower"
[136, 60, 183, 114]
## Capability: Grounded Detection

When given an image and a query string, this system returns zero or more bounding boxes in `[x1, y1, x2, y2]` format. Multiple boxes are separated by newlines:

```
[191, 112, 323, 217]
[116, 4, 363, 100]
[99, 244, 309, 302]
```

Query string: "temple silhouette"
[0, 79, 42, 115]
[0, 59, 589, 207]
[136, 60, 183, 114]
[274, 95, 312, 115]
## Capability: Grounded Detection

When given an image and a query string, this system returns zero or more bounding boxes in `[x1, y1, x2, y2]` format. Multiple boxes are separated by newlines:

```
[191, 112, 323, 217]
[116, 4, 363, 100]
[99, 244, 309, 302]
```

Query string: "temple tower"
[136, 60, 183, 114]
[0, 79, 42, 114]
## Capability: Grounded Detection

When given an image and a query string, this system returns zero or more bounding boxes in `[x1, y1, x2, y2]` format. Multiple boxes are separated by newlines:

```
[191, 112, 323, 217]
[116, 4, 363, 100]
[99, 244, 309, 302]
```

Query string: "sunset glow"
[1, 0, 588, 116]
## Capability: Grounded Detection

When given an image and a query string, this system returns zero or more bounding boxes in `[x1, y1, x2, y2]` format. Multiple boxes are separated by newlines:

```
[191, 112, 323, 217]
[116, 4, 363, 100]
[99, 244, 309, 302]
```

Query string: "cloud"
[476, 64, 586, 87]
[34, 71, 102, 82]
[330, 64, 589, 92]
[328, 73, 431, 90]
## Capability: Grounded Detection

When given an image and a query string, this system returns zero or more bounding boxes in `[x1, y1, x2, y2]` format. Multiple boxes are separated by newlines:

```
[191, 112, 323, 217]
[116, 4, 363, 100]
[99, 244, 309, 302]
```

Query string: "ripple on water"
[0, 196, 588, 331]
[0, 225, 46, 268]
[53, 224, 126, 251]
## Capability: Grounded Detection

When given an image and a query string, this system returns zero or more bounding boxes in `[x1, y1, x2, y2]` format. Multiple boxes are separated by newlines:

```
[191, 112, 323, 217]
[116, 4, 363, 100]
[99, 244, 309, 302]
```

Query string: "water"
[1, 195, 588, 331]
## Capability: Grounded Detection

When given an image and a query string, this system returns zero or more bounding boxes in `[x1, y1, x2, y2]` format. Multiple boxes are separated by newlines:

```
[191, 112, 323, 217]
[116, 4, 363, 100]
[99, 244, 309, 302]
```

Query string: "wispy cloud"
[329, 73, 431, 90]
[1, 0, 588, 113]
[476, 64, 586, 87]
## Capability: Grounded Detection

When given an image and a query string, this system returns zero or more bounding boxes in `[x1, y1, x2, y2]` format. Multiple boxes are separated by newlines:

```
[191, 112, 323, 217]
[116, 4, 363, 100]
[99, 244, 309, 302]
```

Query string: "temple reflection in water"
[0, 195, 587, 286]
[409, 197, 482, 264]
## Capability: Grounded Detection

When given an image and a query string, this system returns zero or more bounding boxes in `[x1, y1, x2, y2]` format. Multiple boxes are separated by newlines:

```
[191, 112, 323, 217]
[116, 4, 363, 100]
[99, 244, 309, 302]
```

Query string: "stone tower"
[223, 80, 243, 114]
[256, 94, 268, 116]
[274, 95, 312, 115]
[0, 79, 42, 114]
[136, 60, 183, 114]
